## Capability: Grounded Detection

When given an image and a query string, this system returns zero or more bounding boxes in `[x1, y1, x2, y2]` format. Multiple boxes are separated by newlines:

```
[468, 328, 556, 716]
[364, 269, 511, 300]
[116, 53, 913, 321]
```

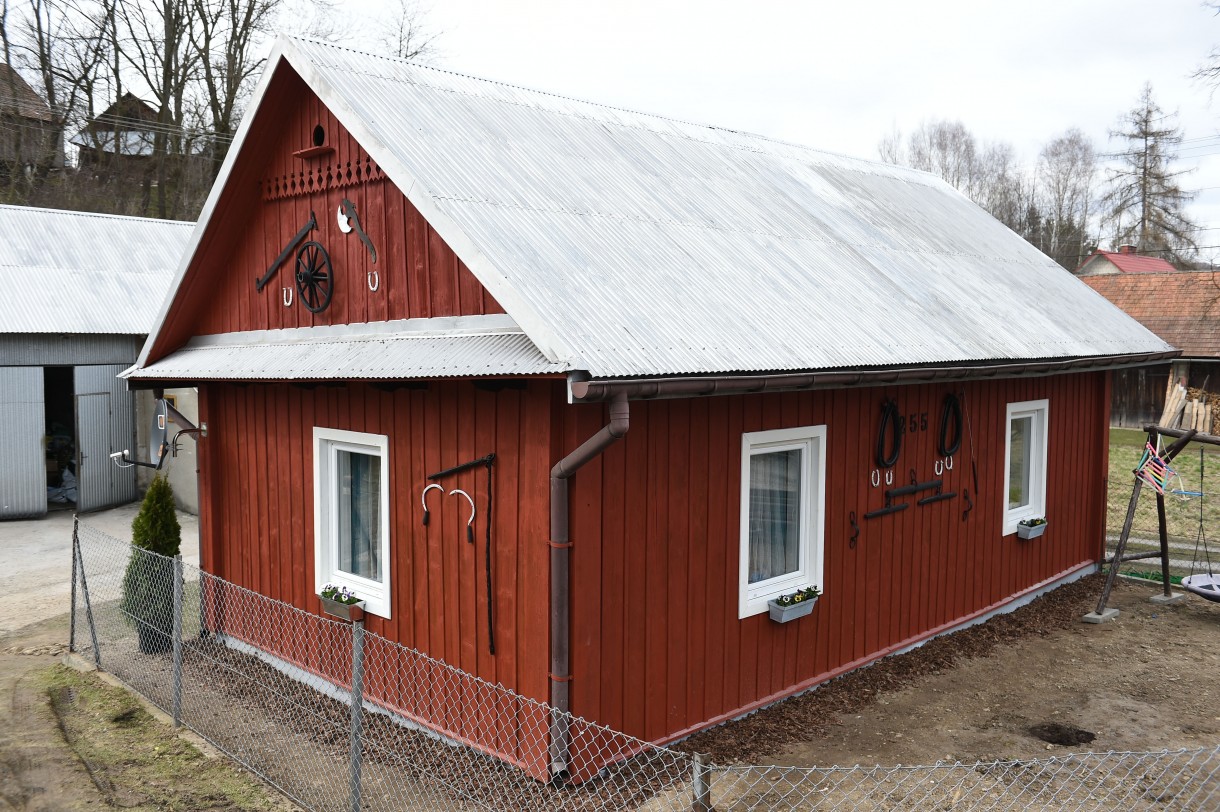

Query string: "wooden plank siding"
[563, 372, 1109, 746]
[197, 379, 552, 776]
[149, 67, 502, 360]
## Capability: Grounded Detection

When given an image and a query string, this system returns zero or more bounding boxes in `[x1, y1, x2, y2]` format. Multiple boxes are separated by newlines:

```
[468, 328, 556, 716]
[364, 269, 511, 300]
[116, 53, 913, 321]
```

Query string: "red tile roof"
[1077, 249, 1177, 275]
[1082, 271, 1220, 358]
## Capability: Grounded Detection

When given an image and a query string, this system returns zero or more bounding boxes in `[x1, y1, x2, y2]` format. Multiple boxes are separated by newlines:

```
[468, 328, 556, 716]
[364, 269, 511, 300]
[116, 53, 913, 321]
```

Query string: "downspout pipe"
[548, 391, 629, 779]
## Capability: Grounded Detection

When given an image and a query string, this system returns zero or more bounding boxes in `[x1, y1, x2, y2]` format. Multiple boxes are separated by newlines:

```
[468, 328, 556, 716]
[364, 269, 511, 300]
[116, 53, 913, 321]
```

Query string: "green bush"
[121, 476, 181, 653]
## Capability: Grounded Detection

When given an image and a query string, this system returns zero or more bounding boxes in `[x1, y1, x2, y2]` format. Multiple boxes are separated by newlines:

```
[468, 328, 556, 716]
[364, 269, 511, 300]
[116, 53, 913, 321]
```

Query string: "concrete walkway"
[0, 504, 199, 635]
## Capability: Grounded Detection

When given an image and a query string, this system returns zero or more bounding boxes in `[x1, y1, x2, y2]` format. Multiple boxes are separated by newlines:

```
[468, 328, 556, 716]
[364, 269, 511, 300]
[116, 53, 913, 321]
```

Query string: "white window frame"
[313, 427, 392, 618]
[738, 425, 827, 619]
[1002, 399, 1049, 536]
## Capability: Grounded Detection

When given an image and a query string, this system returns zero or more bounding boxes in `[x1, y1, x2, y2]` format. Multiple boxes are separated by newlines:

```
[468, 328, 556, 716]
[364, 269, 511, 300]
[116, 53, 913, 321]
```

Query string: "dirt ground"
[685, 573, 1220, 768]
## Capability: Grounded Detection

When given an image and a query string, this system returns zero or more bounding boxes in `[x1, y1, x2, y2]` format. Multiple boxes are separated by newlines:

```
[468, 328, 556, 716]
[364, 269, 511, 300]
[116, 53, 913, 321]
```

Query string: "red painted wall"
[562, 373, 1109, 745]
[149, 66, 501, 362]
[196, 379, 555, 774]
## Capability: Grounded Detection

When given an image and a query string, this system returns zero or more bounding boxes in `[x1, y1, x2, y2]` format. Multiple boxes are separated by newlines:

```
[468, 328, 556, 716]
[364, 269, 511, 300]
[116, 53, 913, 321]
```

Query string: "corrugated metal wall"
[564, 372, 1109, 746]
[74, 364, 137, 511]
[0, 334, 143, 367]
[0, 367, 47, 519]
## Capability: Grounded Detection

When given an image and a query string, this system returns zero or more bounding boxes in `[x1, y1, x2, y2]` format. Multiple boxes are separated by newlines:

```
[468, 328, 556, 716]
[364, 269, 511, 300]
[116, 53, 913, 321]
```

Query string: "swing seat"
[1182, 573, 1220, 603]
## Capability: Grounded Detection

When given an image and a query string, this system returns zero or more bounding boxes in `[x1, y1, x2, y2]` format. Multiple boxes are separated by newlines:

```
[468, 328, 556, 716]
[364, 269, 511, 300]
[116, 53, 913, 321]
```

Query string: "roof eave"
[568, 351, 1181, 402]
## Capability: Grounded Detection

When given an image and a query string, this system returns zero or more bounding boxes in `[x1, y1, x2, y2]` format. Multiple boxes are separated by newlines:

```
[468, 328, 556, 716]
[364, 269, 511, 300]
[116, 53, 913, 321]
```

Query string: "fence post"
[172, 554, 184, 728]
[349, 617, 366, 812]
[69, 518, 79, 653]
[692, 752, 711, 812]
[75, 530, 102, 669]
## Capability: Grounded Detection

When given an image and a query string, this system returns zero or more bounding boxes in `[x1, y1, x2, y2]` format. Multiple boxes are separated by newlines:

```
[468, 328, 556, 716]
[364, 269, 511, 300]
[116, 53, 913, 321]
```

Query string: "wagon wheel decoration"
[294, 240, 334, 313]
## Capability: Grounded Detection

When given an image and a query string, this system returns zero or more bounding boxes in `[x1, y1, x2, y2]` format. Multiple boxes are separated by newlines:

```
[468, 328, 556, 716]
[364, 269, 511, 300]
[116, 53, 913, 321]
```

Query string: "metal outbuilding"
[0, 204, 194, 518]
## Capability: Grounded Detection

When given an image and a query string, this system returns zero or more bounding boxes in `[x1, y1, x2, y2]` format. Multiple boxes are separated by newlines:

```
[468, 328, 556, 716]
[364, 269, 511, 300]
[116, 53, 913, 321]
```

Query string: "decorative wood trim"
[293, 145, 335, 159]
[261, 156, 385, 200]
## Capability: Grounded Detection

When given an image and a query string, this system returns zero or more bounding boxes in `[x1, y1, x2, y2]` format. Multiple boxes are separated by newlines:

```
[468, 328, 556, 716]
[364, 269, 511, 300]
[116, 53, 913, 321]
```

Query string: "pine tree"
[121, 475, 181, 653]
[1101, 84, 1198, 267]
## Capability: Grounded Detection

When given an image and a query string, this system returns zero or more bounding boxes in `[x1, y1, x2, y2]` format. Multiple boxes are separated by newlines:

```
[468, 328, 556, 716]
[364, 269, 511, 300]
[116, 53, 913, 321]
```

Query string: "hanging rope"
[1190, 447, 1214, 578]
[938, 393, 963, 457]
[875, 399, 902, 469]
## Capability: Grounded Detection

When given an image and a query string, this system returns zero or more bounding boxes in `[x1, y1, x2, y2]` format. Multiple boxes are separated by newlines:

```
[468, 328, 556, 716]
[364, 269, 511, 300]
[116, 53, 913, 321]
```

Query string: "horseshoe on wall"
[421, 483, 443, 526]
[449, 489, 476, 543]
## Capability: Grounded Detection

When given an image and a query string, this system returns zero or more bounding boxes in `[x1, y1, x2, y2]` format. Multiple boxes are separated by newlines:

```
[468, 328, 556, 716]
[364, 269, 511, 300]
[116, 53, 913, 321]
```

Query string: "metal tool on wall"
[420, 483, 443, 526]
[428, 453, 497, 655]
[449, 489, 476, 542]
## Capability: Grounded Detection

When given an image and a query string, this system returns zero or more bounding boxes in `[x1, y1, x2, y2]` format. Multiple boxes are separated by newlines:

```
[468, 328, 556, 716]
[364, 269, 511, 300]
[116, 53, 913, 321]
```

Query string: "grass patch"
[1106, 428, 1220, 543]
[1110, 568, 1185, 586]
[39, 665, 287, 811]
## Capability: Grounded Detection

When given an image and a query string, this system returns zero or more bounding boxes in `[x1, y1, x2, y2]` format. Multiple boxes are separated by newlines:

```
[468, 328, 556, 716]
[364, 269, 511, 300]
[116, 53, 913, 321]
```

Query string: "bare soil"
[0, 615, 293, 811]
[682, 574, 1220, 768]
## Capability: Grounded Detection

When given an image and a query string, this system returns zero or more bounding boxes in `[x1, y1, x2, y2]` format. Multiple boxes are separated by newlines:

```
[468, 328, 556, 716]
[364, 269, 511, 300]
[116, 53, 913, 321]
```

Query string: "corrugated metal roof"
[125, 315, 570, 380]
[141, 38, 1173, 379]
[0, 205, 194, 334]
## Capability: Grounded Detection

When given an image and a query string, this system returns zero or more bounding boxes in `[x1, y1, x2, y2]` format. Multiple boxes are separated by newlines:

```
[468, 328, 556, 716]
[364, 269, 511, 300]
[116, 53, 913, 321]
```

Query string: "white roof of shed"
[125, 315, 569, 380]
[0, 205, 194, 335]
[138, 37, 1172, 379]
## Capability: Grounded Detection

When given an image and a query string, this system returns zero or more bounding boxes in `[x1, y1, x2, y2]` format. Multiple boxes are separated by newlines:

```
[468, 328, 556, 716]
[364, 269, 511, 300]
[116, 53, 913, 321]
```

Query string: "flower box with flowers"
[1017, 517, 1048, 540]
[768, 586, 821, 623]
[318, 584, 366, 622]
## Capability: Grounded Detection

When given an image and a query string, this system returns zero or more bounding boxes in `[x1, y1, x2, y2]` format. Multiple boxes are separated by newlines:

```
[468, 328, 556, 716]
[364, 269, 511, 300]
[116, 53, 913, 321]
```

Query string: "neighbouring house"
[1076, 245, 1178, 276]
[0, 63, 63, 177]
[70, 93, 160, 170]
[1081, 271, 1220, 427]
[124, 37, 1174, 782]
[0, 204, 198, 518]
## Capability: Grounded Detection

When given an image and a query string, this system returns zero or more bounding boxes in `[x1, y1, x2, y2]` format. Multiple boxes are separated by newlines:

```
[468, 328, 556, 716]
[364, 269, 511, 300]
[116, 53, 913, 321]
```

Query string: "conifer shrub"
[121, 476, 181, 653]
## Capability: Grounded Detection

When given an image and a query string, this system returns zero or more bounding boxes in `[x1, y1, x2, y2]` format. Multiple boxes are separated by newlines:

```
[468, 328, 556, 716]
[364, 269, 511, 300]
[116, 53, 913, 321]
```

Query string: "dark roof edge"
[569, 351, 1180, 402]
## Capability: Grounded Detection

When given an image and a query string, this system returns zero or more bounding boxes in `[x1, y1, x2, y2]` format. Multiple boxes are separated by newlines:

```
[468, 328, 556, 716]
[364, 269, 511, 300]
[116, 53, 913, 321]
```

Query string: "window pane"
[1009, 415, 1033, 510]
[337, 449, 381, 581]
[748, 448, 801, 584]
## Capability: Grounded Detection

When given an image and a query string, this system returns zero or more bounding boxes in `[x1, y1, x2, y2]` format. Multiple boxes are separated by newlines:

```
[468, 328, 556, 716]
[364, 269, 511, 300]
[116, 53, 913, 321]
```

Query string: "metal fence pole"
[69, 518, 79, 653]
[172, 554, 184, 728]
[349, 617, 366, 812]
[75, 532, 102, 668]
[692, 752, 711, 812]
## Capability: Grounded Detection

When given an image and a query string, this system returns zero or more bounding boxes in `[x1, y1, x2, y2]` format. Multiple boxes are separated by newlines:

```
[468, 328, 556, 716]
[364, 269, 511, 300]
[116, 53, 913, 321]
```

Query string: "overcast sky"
[346, 0, 1220, 255]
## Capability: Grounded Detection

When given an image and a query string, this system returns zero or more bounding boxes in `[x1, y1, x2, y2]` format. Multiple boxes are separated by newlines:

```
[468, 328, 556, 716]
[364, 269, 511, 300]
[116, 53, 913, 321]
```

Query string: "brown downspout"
[548, 391, 629, 779]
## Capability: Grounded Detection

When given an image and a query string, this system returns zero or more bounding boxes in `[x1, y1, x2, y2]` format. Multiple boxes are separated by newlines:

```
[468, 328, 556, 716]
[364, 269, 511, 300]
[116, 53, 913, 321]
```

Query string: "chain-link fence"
[71, 519, 1220, 811]
[1106, 437, 1220, 586]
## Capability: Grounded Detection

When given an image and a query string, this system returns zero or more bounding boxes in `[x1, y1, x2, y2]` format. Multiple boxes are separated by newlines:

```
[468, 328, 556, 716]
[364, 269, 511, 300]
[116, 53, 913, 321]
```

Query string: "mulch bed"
[678, 573, 1103, 765]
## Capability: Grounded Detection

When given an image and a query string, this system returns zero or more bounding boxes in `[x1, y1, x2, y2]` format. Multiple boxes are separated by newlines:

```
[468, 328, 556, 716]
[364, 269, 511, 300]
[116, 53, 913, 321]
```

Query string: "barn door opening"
[0, 367, 47, 519]
[73, 365, 137, 512]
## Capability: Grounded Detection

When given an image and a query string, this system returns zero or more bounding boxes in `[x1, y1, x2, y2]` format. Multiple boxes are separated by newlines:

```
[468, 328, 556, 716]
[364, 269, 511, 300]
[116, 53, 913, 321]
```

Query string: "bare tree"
[876, 124, 903, 164]
[1101, 83, 1197, 267]
[1037, 128, 1095, 270]
[378, 0, 439, 62]
[907, 119, 979, 195]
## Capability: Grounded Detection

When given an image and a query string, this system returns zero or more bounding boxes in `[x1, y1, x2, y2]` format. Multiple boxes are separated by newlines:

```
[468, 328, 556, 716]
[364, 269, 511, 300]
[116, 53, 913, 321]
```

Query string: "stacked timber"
[1159, 381, 1213, 433]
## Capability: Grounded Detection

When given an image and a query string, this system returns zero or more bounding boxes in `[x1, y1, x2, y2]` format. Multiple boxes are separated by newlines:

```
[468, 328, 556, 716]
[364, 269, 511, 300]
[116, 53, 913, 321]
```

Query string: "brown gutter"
[548, 391, 629, 779]
[569, 351, 1179, 402]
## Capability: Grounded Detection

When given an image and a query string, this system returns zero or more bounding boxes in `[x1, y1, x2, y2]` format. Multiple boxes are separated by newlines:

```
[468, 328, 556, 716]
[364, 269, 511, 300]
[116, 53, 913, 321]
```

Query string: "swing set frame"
[1090, 424, 1212, 620]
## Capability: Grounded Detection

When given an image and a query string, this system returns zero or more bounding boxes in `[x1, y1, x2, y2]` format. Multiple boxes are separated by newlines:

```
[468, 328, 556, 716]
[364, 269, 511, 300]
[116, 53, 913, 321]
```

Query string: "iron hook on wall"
[421, 483, 443, 526]
[450, 488, 476, 543]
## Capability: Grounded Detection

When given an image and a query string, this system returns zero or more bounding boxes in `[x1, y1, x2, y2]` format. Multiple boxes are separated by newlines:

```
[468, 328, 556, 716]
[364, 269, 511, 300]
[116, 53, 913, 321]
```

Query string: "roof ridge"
[0, 203, 194, 226]
[283, 35, 905, 174]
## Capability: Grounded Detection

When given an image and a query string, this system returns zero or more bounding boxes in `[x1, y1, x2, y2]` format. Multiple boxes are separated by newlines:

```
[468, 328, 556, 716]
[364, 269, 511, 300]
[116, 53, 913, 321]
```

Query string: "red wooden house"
[125, 37, 1174, 781]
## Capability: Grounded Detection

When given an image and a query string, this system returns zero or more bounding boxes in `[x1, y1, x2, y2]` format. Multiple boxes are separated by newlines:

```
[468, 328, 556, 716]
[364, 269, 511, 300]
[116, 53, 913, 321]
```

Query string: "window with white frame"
[739, 425, 826, 618]
[1003, 399, 1049, 535]
[314, 427, 391, 618]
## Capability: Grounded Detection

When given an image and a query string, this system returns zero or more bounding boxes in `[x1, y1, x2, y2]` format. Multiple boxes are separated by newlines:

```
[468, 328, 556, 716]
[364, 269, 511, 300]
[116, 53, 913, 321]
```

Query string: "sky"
[343, 0, 1220, 258]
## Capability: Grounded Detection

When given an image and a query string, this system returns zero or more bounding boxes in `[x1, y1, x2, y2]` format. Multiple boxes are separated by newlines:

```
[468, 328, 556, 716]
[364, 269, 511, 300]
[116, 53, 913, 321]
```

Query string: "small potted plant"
[319, 584, 365, 622]
[1017, 517, 1048, 540]
[768, 586, 821, 623]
